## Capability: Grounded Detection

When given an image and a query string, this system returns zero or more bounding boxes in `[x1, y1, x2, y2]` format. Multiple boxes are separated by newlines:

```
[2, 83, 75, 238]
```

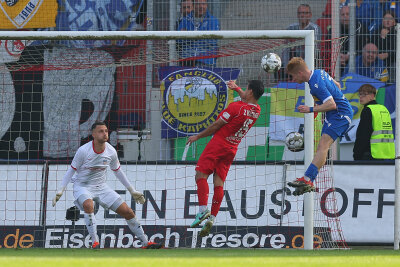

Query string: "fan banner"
[0, 0, 57, 29]
[159, 67, 240, 138]
[54, 0, 144, 48]
[0, 39, 32, 64]
[269, 82, 305, 141]
[269, 74, 385, 143]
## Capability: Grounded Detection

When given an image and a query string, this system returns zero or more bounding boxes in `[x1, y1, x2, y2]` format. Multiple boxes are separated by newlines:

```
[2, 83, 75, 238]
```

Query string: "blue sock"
[304, 163, 318, 182]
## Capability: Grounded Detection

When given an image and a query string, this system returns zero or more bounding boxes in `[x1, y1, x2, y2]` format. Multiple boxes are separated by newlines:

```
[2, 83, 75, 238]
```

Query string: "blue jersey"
[308, 70, 353, 122]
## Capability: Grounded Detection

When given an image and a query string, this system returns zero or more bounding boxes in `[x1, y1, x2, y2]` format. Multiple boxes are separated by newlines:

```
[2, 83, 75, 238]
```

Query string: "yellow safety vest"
[368, 104, 395, 159]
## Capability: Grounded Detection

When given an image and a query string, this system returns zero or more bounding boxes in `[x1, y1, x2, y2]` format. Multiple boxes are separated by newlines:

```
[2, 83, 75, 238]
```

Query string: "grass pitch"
[0, 248, 399, 267]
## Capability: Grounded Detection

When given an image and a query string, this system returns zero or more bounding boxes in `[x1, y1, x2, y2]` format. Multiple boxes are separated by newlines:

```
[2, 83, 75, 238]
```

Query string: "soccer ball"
[285, 132, 304, 152]
[261, 53, 282, 73]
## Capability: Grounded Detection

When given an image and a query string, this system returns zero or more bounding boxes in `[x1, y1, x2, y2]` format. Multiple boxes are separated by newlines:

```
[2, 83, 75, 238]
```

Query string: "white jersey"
[70, 141, 120, 187]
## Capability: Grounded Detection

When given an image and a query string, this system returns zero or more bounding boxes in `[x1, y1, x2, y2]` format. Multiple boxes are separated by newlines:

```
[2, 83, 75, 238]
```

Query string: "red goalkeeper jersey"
[213, 101, 261, 148]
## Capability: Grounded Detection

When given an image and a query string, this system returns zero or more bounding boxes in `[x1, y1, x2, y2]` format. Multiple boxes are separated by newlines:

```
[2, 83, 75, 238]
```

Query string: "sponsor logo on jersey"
[161, 68, 228, 135]
[222, 112, 230, 120]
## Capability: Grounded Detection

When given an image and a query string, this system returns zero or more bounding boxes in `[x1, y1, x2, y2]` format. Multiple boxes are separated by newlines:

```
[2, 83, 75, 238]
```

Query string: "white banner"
[332, 165, 395, 243]
[0, 164, 396, 243]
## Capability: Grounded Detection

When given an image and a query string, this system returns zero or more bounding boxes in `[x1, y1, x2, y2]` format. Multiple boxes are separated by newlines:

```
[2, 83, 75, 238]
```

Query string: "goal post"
[395, 23, 400, 251]
[0, 30, 317, 40]
[303, 32, 315, 251]
[0, 29, 347, 250]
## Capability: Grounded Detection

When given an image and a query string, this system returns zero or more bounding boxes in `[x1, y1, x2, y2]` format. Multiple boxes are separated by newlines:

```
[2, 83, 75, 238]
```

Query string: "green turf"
[0, 248, 400, 267]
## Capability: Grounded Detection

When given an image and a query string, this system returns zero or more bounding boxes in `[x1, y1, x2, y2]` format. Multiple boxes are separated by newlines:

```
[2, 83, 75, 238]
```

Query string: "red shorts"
[195, 140, 237, 182]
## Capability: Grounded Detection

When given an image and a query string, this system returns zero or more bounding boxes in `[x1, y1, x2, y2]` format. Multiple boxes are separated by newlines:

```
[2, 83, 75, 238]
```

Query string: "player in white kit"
[52, 121, 162, 249]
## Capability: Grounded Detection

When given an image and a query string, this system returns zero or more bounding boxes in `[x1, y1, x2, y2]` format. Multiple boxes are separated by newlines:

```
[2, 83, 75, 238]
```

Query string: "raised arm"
[226, 80, 245, 100]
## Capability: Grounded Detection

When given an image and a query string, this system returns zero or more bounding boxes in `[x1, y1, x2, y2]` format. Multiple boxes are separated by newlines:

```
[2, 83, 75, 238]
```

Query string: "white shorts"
[73, 183, 123, 212]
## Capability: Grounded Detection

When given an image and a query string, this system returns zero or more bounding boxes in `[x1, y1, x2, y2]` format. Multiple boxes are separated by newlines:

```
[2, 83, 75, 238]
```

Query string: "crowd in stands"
[309, 0, 397, 83]
[172, 1, 396, 161]
[174, 0, 397, 82]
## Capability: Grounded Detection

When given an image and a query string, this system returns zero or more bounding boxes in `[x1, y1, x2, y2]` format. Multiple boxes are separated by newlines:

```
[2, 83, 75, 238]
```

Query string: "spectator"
[373, 10, 396, 68]
[382, 0, 400, 23]
[339, 5, 351, 72]
[318, 2, 366, 75]
[343, 43, 388, 82]
[368, 0, 400, 32]
[353, 84, 394, 160]
[177, 0, 193, 28]
[315, 0, 350, 38]
[355, 0, 381, 30]
[281, 4, 321, 71]
[176, 0, 193, 59]
[337, 5, 368, 75]
[177, 0, 220, 67]
[315, 0, 333, 72]
[315, 0, 333, 40]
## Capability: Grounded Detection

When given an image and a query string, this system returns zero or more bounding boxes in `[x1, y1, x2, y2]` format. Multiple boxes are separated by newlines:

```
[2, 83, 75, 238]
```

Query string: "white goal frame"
[395, 24, 400, 251]
[0, 30, 316, 250]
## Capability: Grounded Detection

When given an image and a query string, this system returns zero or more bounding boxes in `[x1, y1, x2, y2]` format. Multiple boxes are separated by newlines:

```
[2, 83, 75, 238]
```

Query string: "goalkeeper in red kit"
[187, 79, 264, 237]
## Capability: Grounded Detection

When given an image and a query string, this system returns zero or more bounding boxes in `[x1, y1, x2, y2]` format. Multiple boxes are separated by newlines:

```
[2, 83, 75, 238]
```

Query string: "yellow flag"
[0, 0, 58, 29]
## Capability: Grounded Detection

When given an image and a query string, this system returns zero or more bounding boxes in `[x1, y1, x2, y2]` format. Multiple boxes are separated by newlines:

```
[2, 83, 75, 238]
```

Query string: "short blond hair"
[286, 57, 308, 73]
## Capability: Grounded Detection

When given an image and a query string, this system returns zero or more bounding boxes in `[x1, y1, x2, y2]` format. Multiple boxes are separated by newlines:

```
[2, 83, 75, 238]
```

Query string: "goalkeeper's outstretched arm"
[52, 166, 76, 206]
[113, 168, 145, 204]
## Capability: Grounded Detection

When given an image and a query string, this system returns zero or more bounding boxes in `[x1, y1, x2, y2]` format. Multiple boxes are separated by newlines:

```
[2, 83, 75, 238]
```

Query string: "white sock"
[84, 213, 98, 243]
[199, 205, 207, 213]
[127, 217, 148, 246]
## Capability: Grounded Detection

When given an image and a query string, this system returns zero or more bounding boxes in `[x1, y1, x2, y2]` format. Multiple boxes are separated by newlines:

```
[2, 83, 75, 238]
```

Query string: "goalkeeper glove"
[52, 187, 65, 207]
[128, 186, 145, 204]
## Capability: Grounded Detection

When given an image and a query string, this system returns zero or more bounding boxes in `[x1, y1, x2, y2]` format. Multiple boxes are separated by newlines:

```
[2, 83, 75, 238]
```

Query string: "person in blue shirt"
[177, 0, 220, 67]
[361, 1, 400, 33]
[286, 57, 353, 196]
[343, 43, 389, 82]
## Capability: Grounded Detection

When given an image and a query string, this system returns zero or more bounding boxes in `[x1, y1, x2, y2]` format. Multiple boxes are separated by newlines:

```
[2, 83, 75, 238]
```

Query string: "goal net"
[0, 31, 346, 249]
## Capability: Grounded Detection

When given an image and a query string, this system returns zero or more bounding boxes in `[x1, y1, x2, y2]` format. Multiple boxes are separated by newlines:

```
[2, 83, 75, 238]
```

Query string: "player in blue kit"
[286, 57, 353, 196]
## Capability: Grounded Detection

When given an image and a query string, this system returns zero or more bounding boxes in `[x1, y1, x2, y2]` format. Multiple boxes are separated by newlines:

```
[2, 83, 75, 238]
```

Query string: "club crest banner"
[0, 0, 57, 29]
[159, 67, 240, 138]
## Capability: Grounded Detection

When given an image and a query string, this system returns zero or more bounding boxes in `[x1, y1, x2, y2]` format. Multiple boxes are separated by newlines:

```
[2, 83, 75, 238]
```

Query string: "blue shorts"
[322, 114, 351, 141]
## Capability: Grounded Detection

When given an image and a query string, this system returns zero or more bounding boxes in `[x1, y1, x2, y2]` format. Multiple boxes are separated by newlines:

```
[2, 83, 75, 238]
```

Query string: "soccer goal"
[0, 30, 346, 250]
